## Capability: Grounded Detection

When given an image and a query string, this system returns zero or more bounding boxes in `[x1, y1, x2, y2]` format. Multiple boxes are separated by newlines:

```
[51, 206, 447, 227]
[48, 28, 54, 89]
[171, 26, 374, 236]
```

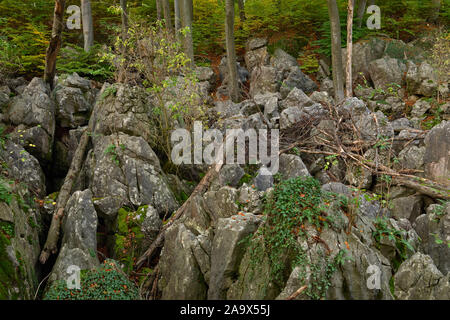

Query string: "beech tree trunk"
[225, 0, 239, 102]
[346, 0, 354, 98]
[156, 0, 162, 20]
[162, 0, 173, 30]
[43, 0, 65, 89]
[327, 0, 345, 102]
[81, 0, 94, 52]
[120, 0, 128, 42]
[180, 0, 194, 66]
[356, 0, 367, 28]
[174, 0, 181, 33]
[238, 0, 246, 22]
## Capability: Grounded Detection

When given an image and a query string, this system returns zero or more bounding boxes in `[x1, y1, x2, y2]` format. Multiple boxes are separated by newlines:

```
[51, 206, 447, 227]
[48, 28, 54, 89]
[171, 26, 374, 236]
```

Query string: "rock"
[368, 58, 406, 91]
[141, 205, 163, 245]
[342, 97, 370, 116]
[195, 66, 216, 85]
[270, 48, 299, 80]
[413, 203, 450, 274]
[393, 252, 450, 299]
[279, 154, 311, 179]
[237, 183, 263, 214]
[58, 72, 91, 91]
[396, 145, 425, 170]
[246, 38, 268, 51]
[203, 186, 239, 223]
[208, 213, 262, 299]
[355, 111, 394, 141]
[406, 61, 438, 97]
[345, 163, 372, 189]
[218, 164, 245, 188]
[280, 66, 317, 98]
[159, 223, 208, 299]
[281, 87, 315, 110]
[54, 86, 92, 128]
[254, 168, 274, 191]
[0, 85, 10, 109]
[391, 118, 412, 132]
[88, 133, 178, 219]
[249, 65, 280, 97]
[9, 124, 53, 165]
[391, 195, 423, 222]
[0, 140, 46, 197]
[342, 38, 386, 81]
[310, 91, 333, 106]
[49, 189, 99, 283]
[411, 99, 431, 118]
[5, 77, 55, 164]
[423, 121, 449, 186]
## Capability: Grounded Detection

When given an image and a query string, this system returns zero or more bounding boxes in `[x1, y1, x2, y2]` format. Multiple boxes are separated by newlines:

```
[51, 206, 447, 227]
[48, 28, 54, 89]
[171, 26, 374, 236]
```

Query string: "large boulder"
[48, 189, 99, 283]
[87, 133, 178, 219]
[208, 213, 262, 299]
[249, 65, 280, 97]
[368, 58, 406, 91]
[393, 252, 449, 299]
[245, 38, 270, 74]
[280, 66, 317, 98]
[406, 61, 439, 97]
[5, 78, 55, 164]
[423, 121, 449, 186]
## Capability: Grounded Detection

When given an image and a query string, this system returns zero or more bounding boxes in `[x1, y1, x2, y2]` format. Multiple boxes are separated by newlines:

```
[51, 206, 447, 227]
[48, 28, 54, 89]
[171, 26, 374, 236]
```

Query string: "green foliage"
[114, 207, 146, 275]
[372, 216, 415, 270]
[0, 178, 13, 205]
[104, 143, 120, 166]
[57, 45, 114, 82]
[244, 176, 343, 299]
[43, 259, 140, 300]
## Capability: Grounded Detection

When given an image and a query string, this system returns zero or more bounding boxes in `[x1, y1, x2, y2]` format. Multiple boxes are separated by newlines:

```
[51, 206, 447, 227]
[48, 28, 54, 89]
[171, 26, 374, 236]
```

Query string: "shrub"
[43, 259, 140, 300]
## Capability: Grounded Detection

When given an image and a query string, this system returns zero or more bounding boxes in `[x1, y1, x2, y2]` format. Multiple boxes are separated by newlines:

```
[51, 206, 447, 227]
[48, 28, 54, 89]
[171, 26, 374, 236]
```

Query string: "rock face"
[423, 121, 449, 186]
[49, 189, 99, 283]
[5, 77, 55, 164]
[406, 62, 439, 97]
[87, 133, 178, 219]
[394, 252, 449, 299]
[208, 213, 262, 299]
[54, 73, 97, 128]
[368, 58, 406, 90]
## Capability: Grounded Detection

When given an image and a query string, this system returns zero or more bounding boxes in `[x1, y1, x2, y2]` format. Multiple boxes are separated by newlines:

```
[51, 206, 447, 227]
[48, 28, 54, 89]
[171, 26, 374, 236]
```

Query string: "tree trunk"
[225, 0, 240, 102]
[180, 0, 194, 67]
[346, 0, 354, 98]
[156, 0, 162, 20]
[81, 0, 94, 52]
[327, 0, 345, 102]
[174, 0, 181, 33]
[120, 0, 128, 42]
[356, 0, 367, 28]
[238, 0, 246, 22]
[162, 0, 173, 30]
[430, 0, 441, 23]
[43, 0, 65, 89]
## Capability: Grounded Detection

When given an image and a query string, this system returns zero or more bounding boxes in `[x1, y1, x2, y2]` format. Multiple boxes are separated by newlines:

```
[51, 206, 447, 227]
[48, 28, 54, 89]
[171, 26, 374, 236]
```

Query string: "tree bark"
[327, 0, 345, 102]
[180, 0, 194, 67]
[430, 0, 441, 23]
[225, 0, 240, 102]
[156, 0, 162, 20]
[238, 0, 246, 22]
[356, 0, 367, 28]
[120, 0, 128, 42]
[346, 0, 354, 98]
[174, 0, 181, 33]
[81, 0, 94, 52]
[162, 0, 173, 31]
[43, 0, 65, 89]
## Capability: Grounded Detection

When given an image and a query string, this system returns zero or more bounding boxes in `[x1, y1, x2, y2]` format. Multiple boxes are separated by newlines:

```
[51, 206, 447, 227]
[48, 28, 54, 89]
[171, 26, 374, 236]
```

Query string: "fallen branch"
[39, 104, 98, 264]
[286, 285, 307, 300]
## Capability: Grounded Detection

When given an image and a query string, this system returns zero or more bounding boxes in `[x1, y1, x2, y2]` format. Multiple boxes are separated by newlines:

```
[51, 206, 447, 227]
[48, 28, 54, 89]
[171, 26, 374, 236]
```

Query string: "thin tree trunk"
[346, 0, 354, 98]
[120, 0, 128, 42]
[43, 0, 65, 89]
[327, 0, 345, 102]
[156, 0, 162, 20]
[430, 0, 441, 22]
[356, 0, 367, 28]
[180, 0, 194, 67]
[162, 0, 173, 31]
[174, 0, 181, 33]
[225, 0, 239, 102]
[81, 0, 94, 52]
[238, 0, 246, 22]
